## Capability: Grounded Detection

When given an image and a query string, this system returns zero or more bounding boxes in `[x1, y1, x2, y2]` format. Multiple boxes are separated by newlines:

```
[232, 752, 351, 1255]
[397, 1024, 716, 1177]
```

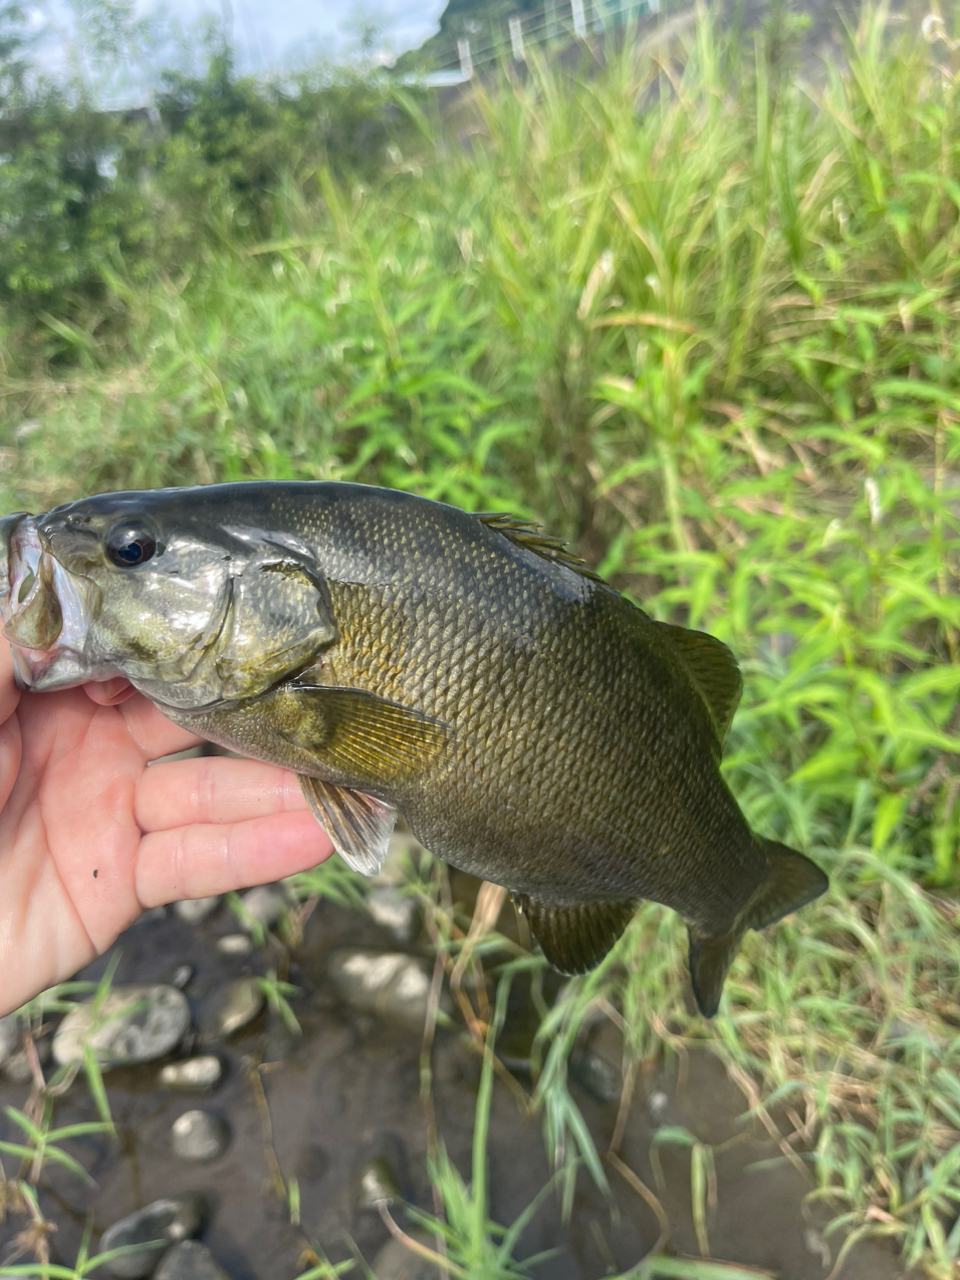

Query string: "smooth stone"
[215, 978, 264, 1037]
[215, 934, 253, 957]
[170, 965, 193, 991]
[571, 1050, 621, 1104]
[171, 1110, 230, 1163]
[174, 896, 221, 925]
[355, 1157, 400, 1210]
[159, 1056, 223, 1091]
[367, 885, 419, 944]
[238, 885, 287, 932]
[5, 1034, 51, 1083]
[368, 1232, 439, 1280]
[648, 1090, 670, 1123]
[53, 986, 190, 1068]
[327, 949, 432, 1032]
[155, 1241, 233, 1280]
[99, 1194, 206, 1279]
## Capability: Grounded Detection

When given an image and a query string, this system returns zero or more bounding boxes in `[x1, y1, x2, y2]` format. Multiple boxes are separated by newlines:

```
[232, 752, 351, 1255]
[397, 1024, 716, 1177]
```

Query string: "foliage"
[0, 11, 416, 339]
[0, 3, 959, 1276]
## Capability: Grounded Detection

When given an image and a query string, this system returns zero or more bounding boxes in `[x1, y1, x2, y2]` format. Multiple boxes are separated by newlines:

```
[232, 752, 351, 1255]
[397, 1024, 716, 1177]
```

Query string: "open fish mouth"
[0, 515, 108, 690]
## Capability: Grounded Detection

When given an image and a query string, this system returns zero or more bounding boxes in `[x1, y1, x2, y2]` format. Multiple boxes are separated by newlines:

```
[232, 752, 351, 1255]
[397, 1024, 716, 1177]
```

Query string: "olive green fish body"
[0, 482, 828, 1014]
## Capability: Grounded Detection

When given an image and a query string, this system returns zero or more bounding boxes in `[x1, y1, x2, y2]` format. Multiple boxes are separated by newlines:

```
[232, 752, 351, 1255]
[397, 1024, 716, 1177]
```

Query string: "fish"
[0, 482, 827, 1015]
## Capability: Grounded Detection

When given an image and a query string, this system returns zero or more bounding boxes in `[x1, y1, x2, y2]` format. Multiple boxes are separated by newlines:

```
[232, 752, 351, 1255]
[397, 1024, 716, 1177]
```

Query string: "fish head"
[0, 490, 337, 709]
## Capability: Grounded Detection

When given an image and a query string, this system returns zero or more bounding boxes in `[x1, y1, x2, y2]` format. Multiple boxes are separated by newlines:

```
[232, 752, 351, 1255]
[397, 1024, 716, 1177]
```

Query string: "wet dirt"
[0, 893, 914, 1279]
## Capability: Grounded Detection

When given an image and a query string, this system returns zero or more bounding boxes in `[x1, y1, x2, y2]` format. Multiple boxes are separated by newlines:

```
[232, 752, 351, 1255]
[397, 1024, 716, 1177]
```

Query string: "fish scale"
[0, 482, 828, 1015]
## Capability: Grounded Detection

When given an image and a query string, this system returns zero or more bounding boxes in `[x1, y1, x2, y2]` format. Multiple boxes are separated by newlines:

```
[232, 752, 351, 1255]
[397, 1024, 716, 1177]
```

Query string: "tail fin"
[688, 840, 828, 1018]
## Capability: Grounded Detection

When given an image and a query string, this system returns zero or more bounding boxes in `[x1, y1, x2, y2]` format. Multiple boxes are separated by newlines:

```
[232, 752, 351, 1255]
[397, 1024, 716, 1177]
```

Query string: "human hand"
[0, 643, 334, 1017]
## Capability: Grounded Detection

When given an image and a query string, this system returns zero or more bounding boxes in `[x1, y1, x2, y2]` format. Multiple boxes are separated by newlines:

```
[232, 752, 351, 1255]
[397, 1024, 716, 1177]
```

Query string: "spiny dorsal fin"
[514, 895, 637, 974]
[656, 622, 743, 748]
[478, 513, 605, 584]
[299, 777, 396, 876]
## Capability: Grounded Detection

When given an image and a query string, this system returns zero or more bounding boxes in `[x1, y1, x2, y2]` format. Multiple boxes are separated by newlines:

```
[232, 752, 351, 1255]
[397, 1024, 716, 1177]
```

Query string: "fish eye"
[104, 521, 159, 568]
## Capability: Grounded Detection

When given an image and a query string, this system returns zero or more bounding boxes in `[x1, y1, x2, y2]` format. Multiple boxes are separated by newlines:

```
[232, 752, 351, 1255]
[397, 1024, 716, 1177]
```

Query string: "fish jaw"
[0, 514, 118, 691]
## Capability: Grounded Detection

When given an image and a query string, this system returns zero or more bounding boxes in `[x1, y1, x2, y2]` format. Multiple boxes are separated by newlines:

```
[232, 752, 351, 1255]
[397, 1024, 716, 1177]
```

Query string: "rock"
[99, 1194, 206, 1279]
[355, 1157, 400, 1210]
[571, 1050, 621, 1104]
[648, 1090, 669, 1124]
[215, 934, 253, 957]
[5, 1033, 51, 1084]
[171, 1110, 230, 1163]
[367, 885, 419, 944]
[159, 1056, 223, 1091]
[174, 896, 221, 925]
[155, 1241, 233, 1280]
[170, 965, 193, 991]
[237, 885, 287, 932]
[327, 949, 432, 1032]
[53, 986, 190, 1069]
[215, 978, 264, 1037]
[368, 1232, 439, 1280]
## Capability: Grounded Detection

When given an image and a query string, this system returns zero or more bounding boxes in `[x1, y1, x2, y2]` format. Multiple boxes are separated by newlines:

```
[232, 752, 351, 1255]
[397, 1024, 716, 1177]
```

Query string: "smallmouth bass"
[0, 482, 827, 1014]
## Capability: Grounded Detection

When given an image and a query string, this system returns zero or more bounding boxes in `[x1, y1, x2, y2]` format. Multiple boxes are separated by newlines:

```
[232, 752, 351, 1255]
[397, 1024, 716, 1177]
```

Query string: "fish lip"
[0, 515, 104, 690]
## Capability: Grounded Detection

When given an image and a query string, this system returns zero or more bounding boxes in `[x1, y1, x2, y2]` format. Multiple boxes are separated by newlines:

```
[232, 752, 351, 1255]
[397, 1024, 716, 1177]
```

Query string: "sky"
[22, 0, 448, 87]
[196, 0, 447, 67]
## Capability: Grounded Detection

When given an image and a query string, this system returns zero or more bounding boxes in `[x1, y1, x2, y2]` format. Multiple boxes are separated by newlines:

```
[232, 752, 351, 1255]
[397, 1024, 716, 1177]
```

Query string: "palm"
[0, 666, 333, 1016]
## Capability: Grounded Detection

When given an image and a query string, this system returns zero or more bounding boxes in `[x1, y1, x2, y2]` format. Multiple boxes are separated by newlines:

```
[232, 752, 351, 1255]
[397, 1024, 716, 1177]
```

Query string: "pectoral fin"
[514, 895, 638, 974]
[283, 685, 452, 785]
[299, 776, 397, 876]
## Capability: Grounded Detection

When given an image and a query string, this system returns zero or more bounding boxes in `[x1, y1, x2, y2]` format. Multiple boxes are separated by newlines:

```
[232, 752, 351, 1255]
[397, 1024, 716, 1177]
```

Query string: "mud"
[0, 893, 913, 1278]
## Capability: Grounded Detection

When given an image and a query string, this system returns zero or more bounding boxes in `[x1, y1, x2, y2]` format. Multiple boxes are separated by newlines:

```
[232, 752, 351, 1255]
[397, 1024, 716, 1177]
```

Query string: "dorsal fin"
[478, 513, 605, 584]
[656, 622, 743, 749]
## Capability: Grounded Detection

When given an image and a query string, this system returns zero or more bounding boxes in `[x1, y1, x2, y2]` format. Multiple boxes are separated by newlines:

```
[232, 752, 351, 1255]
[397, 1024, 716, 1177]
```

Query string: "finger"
[0, 713, 21, 814]
[136, 756, 309, 831]
[134, 810, 335, 907]
[119, 694, 206, 759]
[84, 678, 137, 706]
[0, 641, 21, 727]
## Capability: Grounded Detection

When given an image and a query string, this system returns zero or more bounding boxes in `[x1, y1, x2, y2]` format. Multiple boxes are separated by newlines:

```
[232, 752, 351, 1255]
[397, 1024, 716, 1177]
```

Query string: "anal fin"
[299, 776, 397, 876]
[514, 895, 637, 974]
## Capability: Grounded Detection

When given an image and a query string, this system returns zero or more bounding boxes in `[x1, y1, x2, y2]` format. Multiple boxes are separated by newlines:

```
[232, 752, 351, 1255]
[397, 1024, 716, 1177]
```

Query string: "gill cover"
[211, 546, 337, 700]
[127, 540, 339, 710]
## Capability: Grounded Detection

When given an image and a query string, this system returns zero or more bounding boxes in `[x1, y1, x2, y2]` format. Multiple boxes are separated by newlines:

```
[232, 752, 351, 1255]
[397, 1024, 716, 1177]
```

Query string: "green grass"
[0, 1, 959, 1276]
